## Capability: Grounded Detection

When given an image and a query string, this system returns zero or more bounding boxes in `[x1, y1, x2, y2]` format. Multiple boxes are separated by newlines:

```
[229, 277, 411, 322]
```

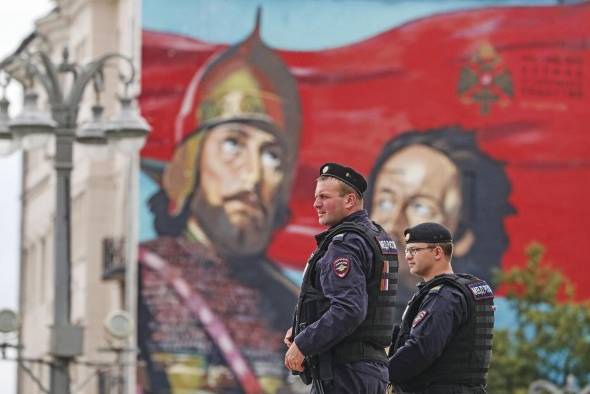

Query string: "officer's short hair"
[338, 179, 360, 198]
[436, 242, 453, 258]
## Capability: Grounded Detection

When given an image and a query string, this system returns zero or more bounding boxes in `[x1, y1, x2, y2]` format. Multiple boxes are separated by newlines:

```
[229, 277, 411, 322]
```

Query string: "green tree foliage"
[488, 243, 590, 393]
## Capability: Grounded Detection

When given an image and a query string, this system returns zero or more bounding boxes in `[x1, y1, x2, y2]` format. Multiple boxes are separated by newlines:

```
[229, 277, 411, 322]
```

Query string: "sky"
[144, 0, 555, 50]
[0, 1, 54, 392]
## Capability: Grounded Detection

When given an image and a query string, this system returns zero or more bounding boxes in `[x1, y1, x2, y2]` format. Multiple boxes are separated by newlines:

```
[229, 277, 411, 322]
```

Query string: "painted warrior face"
[192, 122, 286, 258]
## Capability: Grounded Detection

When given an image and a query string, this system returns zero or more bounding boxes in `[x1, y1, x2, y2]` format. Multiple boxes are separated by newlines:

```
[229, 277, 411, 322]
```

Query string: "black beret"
[404, 222, 453, 244]
[319, 162, 367, 196]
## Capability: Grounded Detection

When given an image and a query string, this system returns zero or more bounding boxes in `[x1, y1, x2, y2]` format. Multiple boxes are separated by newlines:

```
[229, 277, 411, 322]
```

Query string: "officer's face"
[370, 145, 461, 253]
[193, 122, 286, 256]
[404, 243, 439, 280]
[314, 178, 350, 227]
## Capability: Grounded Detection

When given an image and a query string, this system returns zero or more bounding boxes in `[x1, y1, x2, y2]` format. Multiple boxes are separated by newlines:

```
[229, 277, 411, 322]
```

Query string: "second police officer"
[284, 163, 399, 394]
[388, 222, 495, 393]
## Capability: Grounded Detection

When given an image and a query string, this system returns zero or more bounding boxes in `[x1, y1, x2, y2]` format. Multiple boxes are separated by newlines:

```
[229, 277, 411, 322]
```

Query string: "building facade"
[16, 0, 141, 393]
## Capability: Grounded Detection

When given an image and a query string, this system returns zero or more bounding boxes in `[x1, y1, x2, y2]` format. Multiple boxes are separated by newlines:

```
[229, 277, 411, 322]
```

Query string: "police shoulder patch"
[467, 281, 494, 300]
[332, 257, 350, 278]
[412, 310, 428, 328]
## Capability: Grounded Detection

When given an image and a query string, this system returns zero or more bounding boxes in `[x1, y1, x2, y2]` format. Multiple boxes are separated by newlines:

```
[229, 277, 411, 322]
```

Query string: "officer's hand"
[284, 342, 305, 372]
[284, 327, 293, 348]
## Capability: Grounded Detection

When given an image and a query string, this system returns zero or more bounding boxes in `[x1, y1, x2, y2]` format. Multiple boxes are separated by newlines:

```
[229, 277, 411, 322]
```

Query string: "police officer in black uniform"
[284, 163, 399, 394]
[388, 222, 495, 394]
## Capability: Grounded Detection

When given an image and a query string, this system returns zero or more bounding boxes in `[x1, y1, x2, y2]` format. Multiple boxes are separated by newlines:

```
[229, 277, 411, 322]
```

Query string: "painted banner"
[138, 1, 590, 393]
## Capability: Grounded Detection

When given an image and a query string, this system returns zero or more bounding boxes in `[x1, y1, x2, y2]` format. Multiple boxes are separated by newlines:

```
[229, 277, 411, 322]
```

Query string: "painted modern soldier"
[388, 222, 495, 394]
[284, 163, 399, 394]
[138, 15, 305, 394]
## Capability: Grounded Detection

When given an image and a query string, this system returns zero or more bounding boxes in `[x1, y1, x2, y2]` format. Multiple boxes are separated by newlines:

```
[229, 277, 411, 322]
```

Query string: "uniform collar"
[329, 209, 368, 229]
[418, 272, 456, 288]
[340, 209, 368, 224]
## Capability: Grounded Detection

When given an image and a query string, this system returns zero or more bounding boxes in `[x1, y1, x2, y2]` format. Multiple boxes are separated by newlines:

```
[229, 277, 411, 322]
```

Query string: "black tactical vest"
[294, 220, 398, 364]
[393, 274, 494, 392]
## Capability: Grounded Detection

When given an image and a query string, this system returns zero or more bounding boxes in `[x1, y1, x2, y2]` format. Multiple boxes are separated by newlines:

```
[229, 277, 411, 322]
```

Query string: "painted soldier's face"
[192, 122, 286, 257]
[313, 177, 350, 227]
[371, 144, 462, 249]
[370, 145, 461, 287]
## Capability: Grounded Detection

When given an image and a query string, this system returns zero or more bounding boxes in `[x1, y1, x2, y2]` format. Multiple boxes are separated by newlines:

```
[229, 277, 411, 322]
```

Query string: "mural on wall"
[366, 127, 514, 320]
[139, 1, 590, 393]
[138, 14, 304, 394]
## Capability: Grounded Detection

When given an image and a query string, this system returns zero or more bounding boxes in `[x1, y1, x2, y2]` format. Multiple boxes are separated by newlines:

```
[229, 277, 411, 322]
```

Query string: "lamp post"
[1, 44, 149, 394]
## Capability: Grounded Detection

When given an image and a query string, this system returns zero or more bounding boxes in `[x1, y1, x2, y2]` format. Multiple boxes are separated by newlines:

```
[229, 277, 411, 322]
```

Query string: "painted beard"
[191, 189, 274, 259]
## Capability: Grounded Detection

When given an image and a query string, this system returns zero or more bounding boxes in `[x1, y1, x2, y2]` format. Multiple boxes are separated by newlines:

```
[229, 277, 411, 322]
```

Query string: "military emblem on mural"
[458, 43, 513, 114]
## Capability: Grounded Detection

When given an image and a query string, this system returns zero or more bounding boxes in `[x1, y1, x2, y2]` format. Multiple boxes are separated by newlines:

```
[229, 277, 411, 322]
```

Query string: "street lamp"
[0, 78, 20, 156]
[10, 90, 57, 149]
[0, 42, 149, 394]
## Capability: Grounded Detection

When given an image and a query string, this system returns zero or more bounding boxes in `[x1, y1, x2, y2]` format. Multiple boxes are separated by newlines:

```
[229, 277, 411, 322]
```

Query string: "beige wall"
[17, 0, 140, 393]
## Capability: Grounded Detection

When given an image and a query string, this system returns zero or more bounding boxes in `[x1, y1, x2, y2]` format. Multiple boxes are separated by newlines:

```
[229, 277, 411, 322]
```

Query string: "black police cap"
[319, 162, 367, 196]
[404, 222, 453, 244]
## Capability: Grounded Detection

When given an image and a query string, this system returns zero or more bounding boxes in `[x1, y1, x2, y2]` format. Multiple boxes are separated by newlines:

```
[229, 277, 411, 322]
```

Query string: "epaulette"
[332, 233, 345, 243]
[428, 285, 444, 294]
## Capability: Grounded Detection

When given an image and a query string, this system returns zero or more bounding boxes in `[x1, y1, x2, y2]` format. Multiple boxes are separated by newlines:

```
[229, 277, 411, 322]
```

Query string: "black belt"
[333, 341, 387, 363]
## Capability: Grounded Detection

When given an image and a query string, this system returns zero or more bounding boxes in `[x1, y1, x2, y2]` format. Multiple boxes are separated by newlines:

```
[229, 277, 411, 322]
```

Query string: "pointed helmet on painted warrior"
[162, 8, 301, 230]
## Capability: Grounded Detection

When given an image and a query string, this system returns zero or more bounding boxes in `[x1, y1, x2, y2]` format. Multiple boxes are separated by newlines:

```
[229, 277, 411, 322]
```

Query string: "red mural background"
[140, 4, 590, 299]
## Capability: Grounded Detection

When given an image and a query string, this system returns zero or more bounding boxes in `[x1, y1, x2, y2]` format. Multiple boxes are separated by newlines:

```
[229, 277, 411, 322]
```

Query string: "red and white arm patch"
[332, 257, 351, 278]
[411, 310, 428, 328]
